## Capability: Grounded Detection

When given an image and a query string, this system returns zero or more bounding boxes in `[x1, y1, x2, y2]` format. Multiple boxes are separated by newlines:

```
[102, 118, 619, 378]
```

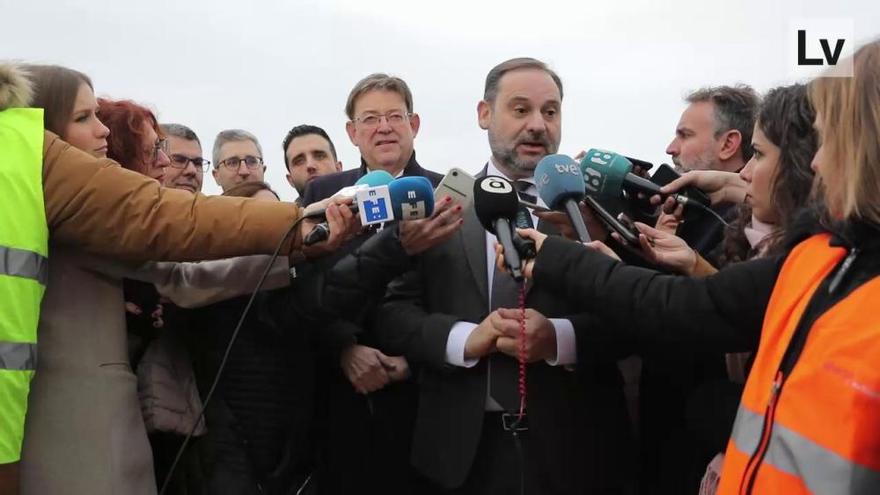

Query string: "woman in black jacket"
[506, 39, 880, 495]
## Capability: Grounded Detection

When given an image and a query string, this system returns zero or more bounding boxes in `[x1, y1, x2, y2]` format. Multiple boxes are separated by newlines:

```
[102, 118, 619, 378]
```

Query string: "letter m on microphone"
[356, 185, 394, 225]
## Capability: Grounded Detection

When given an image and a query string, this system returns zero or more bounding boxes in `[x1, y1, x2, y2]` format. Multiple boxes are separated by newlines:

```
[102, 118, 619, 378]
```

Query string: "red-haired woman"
[98, 97, 170, 182]
[14, 67, 319, 495]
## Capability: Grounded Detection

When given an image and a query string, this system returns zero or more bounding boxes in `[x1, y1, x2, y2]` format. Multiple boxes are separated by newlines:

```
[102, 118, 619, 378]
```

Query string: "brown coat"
[17, 134, 304, 495]
[41, 133, 302, 260]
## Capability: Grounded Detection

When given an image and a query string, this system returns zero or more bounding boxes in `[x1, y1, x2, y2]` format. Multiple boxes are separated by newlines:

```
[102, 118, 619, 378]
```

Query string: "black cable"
[159, 216, 306, 495]
[675, 195, 732, 227]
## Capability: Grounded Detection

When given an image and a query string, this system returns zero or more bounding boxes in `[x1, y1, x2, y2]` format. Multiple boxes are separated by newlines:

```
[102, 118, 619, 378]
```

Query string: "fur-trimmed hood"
[0, 62, 33, 111]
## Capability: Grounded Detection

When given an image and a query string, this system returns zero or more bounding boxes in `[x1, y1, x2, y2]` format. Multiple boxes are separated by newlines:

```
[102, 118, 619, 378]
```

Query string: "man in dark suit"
[299, 73, 456, 495]
[375, 58, 632, 495]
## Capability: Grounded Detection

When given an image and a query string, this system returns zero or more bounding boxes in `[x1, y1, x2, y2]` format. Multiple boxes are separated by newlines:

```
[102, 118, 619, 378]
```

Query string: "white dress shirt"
[444, 158, 577, 368]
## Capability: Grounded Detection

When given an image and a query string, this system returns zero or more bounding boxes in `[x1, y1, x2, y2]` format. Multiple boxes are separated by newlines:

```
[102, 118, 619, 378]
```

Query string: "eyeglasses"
[148, 138, 169, 164]
[352, 111, 411, 129]
[218, 155, 264, 170]
[169, 154, 210, 172]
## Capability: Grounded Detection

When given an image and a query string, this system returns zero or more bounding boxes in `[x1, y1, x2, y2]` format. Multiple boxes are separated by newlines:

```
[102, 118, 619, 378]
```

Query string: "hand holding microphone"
[384, 175, 465, 255]
[398, 195, 464, 255]
[302, 170, 395, 248]
[653, 169, 748, 207]
[473, 176, 534, 281]
[493, 228, 547, 280]
[300, 200, 359, 260]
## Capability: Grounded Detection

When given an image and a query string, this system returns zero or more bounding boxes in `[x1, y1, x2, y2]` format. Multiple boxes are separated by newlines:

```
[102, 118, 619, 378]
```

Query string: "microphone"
[472, 176, 526, 281]
[579, 149, 665, 199]
[303, 170, 395, 220]
[534, 154, 591, 242]
[303, 170, 395, 245]
[389, 176, 435, 220]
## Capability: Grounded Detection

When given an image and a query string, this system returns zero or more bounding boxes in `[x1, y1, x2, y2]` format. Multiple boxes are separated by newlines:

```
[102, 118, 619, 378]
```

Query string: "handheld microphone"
[389, 176, 435, 220]
[472, 176, 526, 281]
[579, 149, 666, 199]
[303, 170, 395, 220]
[303, 170, 395, 245]
[534, 154, 591, 242]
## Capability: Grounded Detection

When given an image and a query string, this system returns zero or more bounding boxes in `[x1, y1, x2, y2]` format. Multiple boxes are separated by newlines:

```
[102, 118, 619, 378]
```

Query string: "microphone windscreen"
[473, 176, 519, 234]
[355, 170, 395, 187]
[579, 149, 634, 199]
[389, 176, 435, 220]
[534, 154, 585, 208]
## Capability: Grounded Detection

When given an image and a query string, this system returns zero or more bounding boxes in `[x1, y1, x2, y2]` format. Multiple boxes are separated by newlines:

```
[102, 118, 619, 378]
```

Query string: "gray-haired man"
[212, 129, 266, 192]
[160, 123, 206, 193]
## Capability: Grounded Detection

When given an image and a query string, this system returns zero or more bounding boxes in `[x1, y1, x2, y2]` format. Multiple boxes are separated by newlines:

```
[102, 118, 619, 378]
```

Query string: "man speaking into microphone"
[376, 58, 632, 494]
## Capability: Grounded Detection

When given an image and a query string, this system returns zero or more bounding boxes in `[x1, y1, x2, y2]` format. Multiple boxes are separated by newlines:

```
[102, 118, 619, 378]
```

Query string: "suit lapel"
[459, 164, 490, 305]
[460, 208, 489, 305]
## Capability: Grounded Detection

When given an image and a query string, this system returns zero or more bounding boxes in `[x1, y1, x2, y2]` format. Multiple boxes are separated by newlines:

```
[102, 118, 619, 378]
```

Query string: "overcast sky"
[4, 0, 878, 201]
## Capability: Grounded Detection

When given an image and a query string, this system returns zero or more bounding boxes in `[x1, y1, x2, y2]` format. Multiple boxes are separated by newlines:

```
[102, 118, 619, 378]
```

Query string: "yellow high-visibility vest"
[0, 107, 47, 463]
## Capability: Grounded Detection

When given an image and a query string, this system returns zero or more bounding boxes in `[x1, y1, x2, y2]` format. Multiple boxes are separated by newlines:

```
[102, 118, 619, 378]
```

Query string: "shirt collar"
[359, 151, 419, 179]
[486, 157, 535, 188]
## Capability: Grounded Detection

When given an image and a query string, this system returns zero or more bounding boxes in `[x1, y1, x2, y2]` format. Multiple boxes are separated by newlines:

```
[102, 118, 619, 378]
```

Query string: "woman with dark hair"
[556, 84, 820, 494]
[508, 39, 880, 495]
[624, 84, 818, 277]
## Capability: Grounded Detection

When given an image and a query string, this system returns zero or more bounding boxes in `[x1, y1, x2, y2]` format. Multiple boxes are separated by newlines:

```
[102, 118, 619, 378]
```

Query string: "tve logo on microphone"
[357, 186, 394, 225]
[554, 163, 579, 175]
[789, 19, 854, 78]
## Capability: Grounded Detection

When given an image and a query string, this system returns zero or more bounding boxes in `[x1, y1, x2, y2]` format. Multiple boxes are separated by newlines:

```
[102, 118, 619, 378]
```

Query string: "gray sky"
[4, 0, 878, 201]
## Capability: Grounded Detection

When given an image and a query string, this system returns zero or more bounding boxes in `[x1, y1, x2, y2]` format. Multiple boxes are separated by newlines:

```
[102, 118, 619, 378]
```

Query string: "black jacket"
[375, 190, 632, 492]
[186, 290, 315, 491]
[279, 224, 415, 327]
[298, 152, 443, 356]
[531, 213, 880, 358]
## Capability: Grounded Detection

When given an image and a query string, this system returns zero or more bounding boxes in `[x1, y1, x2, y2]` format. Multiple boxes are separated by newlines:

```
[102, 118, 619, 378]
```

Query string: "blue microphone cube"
[389, 176, 435, 220]
[357, 185, 394, 225]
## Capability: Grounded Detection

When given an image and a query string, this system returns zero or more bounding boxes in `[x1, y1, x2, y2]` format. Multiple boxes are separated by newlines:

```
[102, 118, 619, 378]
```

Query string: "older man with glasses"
[160, 123, 208, 193]
[211, 128, 266, 192]
[298, 72, 453, 495]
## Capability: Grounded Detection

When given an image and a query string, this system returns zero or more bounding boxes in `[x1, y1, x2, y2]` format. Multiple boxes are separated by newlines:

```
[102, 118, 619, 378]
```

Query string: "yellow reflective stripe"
[0, 369, 33, 463]
[0, 245, 48, 285]
[0, 108, 45, 463]
[730, 405, 880, 494]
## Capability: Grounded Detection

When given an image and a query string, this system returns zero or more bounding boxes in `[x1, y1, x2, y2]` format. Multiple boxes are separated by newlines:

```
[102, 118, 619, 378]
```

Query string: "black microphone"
[473, 176, 526, 281]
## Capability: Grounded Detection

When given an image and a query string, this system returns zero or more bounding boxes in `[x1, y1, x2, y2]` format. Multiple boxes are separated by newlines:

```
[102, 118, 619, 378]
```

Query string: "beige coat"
[134, 256, 291, 438]
[16, 135, 303, 494]
[21, 252, 291, 495]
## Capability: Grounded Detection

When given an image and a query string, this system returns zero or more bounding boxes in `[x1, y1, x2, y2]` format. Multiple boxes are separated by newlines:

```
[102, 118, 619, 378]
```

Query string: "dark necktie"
[488, 180, 535, 411]
[514, 180, 537, 205]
